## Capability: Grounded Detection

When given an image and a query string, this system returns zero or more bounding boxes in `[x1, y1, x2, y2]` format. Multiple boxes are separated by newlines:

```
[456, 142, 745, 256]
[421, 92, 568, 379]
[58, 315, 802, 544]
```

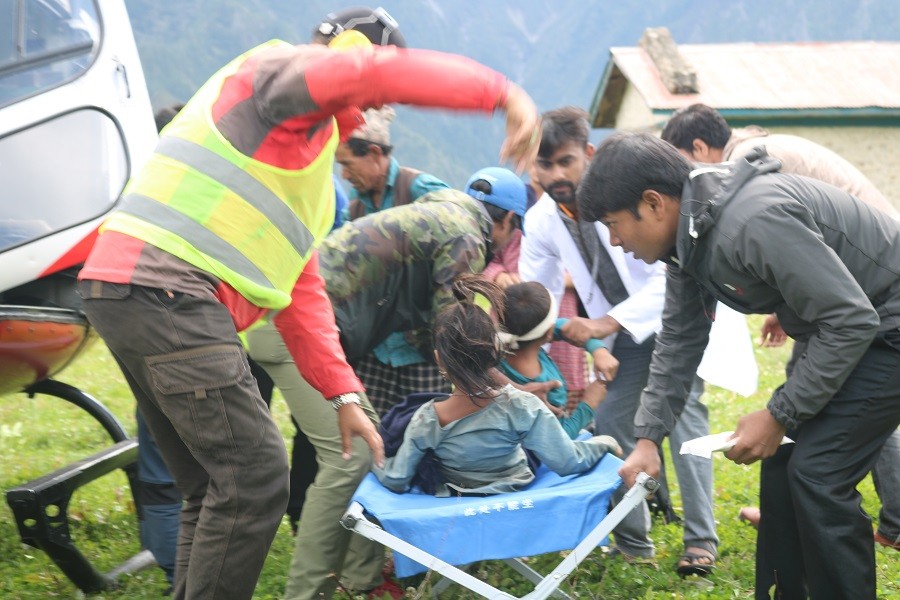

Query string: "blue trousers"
[137, 412, 180, 586]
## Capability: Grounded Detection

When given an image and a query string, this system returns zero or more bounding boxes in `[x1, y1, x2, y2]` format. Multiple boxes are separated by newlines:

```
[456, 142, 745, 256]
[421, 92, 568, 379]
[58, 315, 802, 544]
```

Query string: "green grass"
[1, 317, 897, 599]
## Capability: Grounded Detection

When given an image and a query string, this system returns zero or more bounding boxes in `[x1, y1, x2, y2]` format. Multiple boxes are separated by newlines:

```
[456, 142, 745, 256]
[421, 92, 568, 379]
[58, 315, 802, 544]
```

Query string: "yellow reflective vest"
[103, 40, 337, 309]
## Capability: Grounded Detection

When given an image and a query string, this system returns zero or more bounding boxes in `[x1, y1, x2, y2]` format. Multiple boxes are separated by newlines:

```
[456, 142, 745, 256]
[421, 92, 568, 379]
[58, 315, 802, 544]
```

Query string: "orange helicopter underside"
[0, 308, 94, 396]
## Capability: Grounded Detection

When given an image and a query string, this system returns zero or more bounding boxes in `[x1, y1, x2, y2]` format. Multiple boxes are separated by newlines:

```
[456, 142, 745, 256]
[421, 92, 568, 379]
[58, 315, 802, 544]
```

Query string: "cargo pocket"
[146, 344, 263, 456]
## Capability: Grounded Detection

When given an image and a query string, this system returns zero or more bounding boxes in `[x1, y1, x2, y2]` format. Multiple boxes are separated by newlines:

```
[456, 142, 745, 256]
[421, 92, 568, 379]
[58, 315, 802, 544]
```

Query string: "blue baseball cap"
[465, 167, 527, 219]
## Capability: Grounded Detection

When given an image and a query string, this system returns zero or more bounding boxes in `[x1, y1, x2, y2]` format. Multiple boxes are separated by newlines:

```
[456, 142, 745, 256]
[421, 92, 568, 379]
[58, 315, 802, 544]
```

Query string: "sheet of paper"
[679, 431, 794, 459]
[696, 303, 759, 397]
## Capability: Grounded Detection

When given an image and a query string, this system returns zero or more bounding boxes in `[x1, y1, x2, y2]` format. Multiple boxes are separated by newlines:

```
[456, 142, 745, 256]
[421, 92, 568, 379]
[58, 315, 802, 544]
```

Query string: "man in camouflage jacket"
[322, 187, 494, 372]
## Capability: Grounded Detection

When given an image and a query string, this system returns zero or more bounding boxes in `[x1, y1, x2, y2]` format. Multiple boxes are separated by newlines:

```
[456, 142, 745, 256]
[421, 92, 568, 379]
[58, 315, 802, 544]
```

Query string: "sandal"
[675, 550, 716, 577]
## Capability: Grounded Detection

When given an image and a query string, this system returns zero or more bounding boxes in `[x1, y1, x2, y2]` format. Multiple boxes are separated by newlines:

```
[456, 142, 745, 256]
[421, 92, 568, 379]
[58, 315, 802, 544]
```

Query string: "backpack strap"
[347, 198, 365, 221]
[346, 166, 421, 221]
[391, 166, 422, 208]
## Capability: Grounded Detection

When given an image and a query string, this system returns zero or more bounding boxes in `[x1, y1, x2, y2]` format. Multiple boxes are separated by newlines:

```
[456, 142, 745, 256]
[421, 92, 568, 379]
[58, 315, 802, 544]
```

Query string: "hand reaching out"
[592, 347, 619, 382]
[580, 380, 608, 411]
[498, 83, 540, 174]
[560, 315, 621, 345]
[758, 313, 788, 347]
[724, 409, 786, 465]
[494, 271, 521, 289]
[337, 402, 384, 468]
[618, 438, 661, 489]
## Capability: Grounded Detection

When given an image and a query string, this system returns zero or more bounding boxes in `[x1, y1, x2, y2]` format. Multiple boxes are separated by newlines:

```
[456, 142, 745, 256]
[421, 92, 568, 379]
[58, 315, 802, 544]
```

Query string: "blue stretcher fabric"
[351, 453, 624, 577]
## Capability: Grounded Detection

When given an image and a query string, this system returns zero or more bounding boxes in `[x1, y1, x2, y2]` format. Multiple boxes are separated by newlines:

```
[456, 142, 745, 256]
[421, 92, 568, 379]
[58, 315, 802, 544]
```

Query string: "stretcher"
[341, 453, 658, 599]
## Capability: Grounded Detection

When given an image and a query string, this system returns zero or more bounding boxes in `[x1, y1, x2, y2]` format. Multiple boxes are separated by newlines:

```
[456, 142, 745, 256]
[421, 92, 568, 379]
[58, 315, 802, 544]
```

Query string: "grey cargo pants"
[80, 280, 289, 600]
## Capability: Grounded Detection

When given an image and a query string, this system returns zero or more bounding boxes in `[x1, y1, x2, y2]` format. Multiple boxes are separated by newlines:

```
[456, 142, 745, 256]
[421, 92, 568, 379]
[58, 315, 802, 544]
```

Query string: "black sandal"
[675, 550, 716, 577]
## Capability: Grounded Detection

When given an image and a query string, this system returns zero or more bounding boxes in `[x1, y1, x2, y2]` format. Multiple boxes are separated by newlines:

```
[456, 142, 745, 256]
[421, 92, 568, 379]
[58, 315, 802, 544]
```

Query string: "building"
[589, 28, 900, 207]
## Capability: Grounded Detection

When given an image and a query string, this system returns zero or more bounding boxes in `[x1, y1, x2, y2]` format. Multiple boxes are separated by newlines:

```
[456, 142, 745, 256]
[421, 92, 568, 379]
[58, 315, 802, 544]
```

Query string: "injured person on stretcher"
[373, 276, 622, 497]
[345, 279, 657, 598]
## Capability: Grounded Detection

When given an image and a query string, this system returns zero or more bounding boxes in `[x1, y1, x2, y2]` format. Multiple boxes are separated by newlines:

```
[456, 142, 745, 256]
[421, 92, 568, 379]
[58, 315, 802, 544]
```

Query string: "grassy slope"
[0, 316, 897, 599]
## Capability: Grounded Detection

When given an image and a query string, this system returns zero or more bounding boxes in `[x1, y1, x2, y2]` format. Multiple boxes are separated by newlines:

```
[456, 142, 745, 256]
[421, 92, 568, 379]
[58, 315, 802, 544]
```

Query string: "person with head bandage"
[374, 276, 622, 497]
[498, 281, 619, 440]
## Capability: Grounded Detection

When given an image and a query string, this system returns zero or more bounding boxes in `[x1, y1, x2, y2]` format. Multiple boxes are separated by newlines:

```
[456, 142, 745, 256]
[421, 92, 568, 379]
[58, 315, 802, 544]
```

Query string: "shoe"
[875, 531, 900, 550]
[675, 550, 716, 578]
[605, 545, 657, 567]
[365, 576, 406, 599]
[738, 506, 761, 529]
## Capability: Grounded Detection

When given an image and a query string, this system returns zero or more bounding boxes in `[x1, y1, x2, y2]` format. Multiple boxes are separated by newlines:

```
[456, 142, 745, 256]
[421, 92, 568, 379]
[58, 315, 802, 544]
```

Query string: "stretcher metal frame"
[341, 472, 659, 599]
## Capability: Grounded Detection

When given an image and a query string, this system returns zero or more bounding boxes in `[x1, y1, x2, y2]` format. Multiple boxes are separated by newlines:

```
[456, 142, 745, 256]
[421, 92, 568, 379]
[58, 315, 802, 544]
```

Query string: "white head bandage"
[497, 293, 559, 351]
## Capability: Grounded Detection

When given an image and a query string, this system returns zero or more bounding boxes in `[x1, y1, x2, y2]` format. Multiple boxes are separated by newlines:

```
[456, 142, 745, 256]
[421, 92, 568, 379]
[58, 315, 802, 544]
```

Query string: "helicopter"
[1, 0, 157, 591]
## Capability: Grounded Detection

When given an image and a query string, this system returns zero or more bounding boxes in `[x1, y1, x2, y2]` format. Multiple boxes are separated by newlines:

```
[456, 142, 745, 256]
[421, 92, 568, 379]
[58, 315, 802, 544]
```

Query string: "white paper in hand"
[679, 431, 794, 459]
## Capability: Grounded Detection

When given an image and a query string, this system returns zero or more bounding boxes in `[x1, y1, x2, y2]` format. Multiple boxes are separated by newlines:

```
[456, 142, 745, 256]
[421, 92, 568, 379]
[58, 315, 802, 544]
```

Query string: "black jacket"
[637, 149, 900, 442]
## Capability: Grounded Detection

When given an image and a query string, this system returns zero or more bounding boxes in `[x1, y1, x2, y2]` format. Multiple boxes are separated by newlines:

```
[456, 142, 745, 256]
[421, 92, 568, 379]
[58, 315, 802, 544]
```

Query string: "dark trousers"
[80, 281, 289, 600]
[755, 331, 900, 600]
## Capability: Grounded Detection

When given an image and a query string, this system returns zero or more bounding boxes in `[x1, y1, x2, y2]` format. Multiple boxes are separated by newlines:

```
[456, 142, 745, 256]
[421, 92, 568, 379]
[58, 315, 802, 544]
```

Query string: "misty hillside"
[124, 0, 900, 187]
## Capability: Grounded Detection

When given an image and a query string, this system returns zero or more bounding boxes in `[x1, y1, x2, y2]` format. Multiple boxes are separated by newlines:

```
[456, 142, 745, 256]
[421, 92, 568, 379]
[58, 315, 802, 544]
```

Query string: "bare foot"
[739, 506, 761, 528]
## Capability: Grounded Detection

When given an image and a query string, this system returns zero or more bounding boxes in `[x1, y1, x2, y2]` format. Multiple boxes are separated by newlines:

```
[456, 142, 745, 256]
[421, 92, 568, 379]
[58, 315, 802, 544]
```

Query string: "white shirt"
[519, 193, 757, 396]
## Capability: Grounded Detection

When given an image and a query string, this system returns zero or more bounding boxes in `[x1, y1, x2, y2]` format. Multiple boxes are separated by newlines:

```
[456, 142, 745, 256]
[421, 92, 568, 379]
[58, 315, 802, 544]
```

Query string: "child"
[498, 281, 618, 439]
[373, 277, 620, 497]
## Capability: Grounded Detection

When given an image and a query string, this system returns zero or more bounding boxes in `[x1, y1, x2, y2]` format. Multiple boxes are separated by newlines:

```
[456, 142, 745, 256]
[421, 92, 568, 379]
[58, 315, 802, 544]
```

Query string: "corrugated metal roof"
[591, 41, 900, 126]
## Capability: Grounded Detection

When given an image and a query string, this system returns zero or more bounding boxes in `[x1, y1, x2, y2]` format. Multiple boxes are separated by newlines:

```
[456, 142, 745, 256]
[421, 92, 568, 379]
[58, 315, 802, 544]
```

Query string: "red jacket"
[81, 43, 509, 399]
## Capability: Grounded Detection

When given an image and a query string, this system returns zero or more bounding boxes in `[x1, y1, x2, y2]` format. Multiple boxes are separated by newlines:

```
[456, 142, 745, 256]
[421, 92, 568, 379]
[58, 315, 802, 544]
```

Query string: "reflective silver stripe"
[156, 136, 314, 257]
[117, 194, 275, 289]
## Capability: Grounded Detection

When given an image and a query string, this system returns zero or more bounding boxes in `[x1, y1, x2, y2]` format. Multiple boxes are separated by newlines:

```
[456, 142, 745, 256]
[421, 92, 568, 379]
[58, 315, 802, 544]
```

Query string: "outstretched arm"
[302, 45, 540, 172]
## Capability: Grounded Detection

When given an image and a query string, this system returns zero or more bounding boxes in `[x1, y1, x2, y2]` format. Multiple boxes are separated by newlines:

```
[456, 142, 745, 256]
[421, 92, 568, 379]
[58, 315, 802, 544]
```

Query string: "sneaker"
[365, 576, 406, 600]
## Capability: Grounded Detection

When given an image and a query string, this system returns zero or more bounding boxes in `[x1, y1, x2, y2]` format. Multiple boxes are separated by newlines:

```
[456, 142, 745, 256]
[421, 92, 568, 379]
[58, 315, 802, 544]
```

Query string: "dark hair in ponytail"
[433, 275, 505, 398]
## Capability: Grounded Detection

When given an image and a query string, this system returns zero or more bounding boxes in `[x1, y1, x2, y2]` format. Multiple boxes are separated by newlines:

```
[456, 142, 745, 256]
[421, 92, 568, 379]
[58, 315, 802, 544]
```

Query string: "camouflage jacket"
[320, 188, 493, 360]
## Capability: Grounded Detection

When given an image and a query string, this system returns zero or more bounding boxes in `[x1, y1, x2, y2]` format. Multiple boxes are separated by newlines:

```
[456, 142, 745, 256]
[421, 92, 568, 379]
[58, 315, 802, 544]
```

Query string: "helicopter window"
[0, 108, 128, 252]
[0, 0, 99, 108]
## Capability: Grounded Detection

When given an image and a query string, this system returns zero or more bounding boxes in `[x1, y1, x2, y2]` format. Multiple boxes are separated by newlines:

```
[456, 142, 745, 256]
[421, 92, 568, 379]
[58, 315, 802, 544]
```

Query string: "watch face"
[332, 393, 359, 409]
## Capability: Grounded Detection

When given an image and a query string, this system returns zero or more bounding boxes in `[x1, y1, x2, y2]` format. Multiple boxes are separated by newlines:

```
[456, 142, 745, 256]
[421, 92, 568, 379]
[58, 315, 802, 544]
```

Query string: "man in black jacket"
[577, 132, 900, 600]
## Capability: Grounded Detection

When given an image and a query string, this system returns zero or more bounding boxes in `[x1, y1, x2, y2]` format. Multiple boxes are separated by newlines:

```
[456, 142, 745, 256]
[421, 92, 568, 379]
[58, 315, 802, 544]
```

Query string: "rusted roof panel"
[606, 41, 900, 112]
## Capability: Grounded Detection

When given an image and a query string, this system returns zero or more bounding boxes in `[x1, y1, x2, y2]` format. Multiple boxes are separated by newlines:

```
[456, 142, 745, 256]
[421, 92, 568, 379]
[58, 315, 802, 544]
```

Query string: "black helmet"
[315, 6, 406, 48]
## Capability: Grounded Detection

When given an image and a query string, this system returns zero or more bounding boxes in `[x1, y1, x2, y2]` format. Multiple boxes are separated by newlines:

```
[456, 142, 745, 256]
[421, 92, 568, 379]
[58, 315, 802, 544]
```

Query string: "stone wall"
[773, 126, 900, 210]
[609, 85, 900, 212]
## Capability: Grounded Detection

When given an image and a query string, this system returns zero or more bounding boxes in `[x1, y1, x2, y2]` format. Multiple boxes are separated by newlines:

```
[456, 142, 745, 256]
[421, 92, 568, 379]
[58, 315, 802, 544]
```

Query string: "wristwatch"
[331, 392, 362, 411]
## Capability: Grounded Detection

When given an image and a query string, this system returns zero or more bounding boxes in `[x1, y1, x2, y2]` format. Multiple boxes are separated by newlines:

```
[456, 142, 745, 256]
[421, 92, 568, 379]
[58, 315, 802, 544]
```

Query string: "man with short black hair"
[581, 131, 900, 599]
[520, 106, 737, 575]
[331, 105, 452, 421]
[661, 103, 900, 550]
[336, 106, 450, 221]
[661, 103, 897, 216]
